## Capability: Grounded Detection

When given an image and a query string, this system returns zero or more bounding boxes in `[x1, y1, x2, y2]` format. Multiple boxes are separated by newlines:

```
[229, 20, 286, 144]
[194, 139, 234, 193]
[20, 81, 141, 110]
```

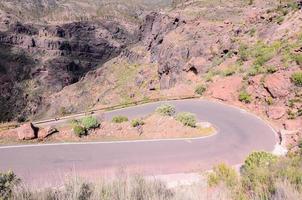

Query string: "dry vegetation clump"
[207, 151, 302, 200]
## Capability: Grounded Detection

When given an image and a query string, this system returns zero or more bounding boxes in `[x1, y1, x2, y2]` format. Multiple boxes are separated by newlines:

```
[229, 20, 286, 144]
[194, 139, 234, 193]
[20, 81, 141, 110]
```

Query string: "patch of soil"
[46, 114, 214, 142]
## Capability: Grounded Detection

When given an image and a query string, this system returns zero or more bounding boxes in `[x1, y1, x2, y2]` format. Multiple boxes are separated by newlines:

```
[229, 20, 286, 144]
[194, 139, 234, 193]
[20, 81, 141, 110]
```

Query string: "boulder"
[264, 73, 291, 98]
[266, 106, 286, 120]
[17, 123, 37, 140]
[38, 126, 58, 139]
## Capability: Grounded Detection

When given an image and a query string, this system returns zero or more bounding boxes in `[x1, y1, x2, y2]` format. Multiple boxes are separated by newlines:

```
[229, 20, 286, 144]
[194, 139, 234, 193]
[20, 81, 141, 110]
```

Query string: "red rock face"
[266, 106, 286, 120]
[283, 119, 302, 131]
[17, 123, 37, 140]
[207, 76, 243, 101]
[264, 73, 291, 98]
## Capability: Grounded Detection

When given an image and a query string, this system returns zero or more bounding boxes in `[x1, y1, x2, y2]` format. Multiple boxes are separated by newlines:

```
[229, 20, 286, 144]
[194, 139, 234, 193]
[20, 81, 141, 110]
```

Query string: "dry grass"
[8, 173, 233, 200]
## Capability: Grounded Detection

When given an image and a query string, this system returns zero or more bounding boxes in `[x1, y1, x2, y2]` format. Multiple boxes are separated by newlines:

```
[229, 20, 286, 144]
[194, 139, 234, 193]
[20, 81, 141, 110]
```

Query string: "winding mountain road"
[0, 99, 276, 186]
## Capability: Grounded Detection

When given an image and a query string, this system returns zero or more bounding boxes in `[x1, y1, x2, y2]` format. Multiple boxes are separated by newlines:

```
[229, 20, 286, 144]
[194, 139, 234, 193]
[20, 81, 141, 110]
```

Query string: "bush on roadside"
[208, 163, 239, 188]
[242, 151, 277, 172]
[0, 171, 20, 200]
[112, 116, 129, 123]
[155, 104, 176, 116]
[175, 112, 197, 128]
[238, 91, 252, 103]
[131, 119, 145, 127]
[240, 152, 278, 197]
[207, 151, 302, 199]
[195, 84, 206, 95]
[73, 125, 87, 137]
[81, 116, 100, 130]
[291, 71, 302, 86]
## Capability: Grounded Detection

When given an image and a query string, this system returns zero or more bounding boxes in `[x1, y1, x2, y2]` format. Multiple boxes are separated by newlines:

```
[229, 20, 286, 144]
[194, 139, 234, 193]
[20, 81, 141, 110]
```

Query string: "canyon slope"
[0, 0, 301, 138]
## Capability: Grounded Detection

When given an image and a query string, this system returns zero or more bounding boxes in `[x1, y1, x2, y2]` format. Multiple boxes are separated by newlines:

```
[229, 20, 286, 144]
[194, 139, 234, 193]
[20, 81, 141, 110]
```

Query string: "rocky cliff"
[0, 15, 137, 121]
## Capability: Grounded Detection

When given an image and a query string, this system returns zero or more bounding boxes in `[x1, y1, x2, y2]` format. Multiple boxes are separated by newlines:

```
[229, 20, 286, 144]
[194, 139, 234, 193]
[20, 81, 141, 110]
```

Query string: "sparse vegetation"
[81, 116, 100, 130]
[222, 67, 237, 76]
[112, 115, 129, 123]
[131, 119, 145, 127]
[291, 71, 302, 86]
[194, 84, 206, 95]
[175, 112, 197, 127]
[239, 91, 252, 103]
[155, 104, 176, 116]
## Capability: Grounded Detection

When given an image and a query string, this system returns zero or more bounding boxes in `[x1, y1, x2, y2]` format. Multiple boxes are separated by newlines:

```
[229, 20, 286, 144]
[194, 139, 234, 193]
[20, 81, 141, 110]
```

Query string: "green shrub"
[112, 116, 129, 123]
[155, 104, 176, 116]
[266, 66, 277, 74]
[242, 152, 277, 172]
[208, 163, 239, 188]
[175, 112, 197, 127]
[294, 54, 302, 65]
[239, 91, 252, 103]
[73, 125, 87, 137]
[81, 116, 100, 130]
[291, 71, 302, 86]
[131, 119, 145, 127]
[287, 109, 297, 119]
[0, 171, 20, 200]
[241, 152, 277, 193]
[194, 84, 206, 95]
[266, 97, 274, 105]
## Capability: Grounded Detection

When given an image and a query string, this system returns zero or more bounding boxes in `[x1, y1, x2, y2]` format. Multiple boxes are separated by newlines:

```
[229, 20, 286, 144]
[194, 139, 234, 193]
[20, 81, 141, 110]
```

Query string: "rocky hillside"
[0, 11, 137, 121]
[0, 0, 301, 141]
[0, 0, 172, 24]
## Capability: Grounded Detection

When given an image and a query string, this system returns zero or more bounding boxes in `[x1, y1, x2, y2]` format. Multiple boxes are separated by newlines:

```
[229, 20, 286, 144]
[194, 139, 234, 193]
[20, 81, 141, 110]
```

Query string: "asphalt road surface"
[0, 99, 276, 186]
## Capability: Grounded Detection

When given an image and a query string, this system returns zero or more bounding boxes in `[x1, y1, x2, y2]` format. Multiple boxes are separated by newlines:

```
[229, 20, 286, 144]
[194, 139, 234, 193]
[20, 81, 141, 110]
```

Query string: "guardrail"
[1, 95, 200, 128]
